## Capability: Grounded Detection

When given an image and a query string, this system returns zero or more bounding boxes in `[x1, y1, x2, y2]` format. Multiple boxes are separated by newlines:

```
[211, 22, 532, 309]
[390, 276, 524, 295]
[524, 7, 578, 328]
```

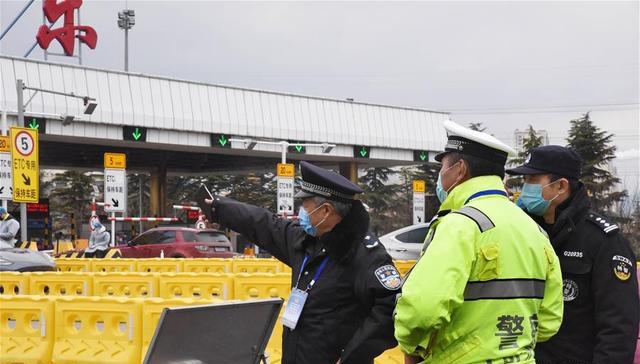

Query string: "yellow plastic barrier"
[394, 260, 417, 277]
[28, 272, 92, 296]
[233, 273, 291, 301]
[158, 272, 234, 300]
[55, 258, 92, 272]
[136, 258, 184, 273]
[375, 346, 405, 363]
[264, 305, 285, 364]
[51, 296, 143, 364]
[93, 272, 158, 298]
[91, 258, 138, 272]
[183, 258, 233, 273]
[0, 295, 55, 364]
[232, 258, 282, 274]
[0, 271, 29, 295]
[54, 240, 75, 254]
[280, 262, 292, 274]
[139, 297, 221, 360]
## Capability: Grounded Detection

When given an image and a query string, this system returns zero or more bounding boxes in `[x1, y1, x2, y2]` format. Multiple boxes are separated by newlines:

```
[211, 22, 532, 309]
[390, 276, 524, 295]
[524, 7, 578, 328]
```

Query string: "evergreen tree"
[358, 167, 402, 236]
[506, 125, 544, 189]
[48, 171, 96, 237]
[566, 112, 627, 212]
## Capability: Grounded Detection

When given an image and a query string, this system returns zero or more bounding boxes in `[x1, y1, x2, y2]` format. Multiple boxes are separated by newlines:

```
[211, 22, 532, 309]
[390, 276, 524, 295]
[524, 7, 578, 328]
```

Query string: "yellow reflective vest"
[394, 176, 563, 364]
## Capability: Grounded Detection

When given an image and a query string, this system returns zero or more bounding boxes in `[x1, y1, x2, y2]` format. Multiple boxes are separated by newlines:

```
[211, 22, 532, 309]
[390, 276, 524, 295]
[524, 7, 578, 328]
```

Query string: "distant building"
[513, 129, 549, 153]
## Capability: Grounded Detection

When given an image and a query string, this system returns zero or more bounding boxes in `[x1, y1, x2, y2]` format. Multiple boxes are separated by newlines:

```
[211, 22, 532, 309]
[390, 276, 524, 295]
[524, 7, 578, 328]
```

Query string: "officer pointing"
[394, 120, 564, 363]
[507, 145, 639, 363]
[206, 161, 400, 364]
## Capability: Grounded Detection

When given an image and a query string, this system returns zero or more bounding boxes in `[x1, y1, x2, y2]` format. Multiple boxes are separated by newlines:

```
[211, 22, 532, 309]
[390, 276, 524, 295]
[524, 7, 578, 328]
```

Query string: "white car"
[379, 223, 430, 260]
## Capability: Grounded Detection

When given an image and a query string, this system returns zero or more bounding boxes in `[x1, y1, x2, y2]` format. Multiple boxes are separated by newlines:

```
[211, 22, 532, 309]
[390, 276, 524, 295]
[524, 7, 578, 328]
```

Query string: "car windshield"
[194, 232, 229, 243]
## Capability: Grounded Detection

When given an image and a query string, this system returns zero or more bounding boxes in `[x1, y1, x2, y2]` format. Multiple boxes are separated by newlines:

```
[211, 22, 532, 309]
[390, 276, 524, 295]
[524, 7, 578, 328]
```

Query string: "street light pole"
[16, 79, 27, 244]
[118, 9, 135, 72]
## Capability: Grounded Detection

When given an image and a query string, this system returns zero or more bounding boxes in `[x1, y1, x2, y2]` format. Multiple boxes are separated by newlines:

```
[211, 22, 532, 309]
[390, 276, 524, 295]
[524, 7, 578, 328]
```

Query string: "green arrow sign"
[29, 118, 39, 130]
[211, 134, 232, 149]
[354, 145, 370, 159]
[413, 150, 429, 162]
[288, 141, 306, 154]
[123, 126, 147, 142]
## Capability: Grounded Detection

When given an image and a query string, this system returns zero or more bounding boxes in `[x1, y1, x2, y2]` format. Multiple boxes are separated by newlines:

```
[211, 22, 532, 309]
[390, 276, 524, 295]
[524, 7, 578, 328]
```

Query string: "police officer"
[206, 161, 400, 364]
[84, 219, 110, 258]
[0, 207, 19, 247]
[507, 145, 639, 364]
[395, 120, 564, 363]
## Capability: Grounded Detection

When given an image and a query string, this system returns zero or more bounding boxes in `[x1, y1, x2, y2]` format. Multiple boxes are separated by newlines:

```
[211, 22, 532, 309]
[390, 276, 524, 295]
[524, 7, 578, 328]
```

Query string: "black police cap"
[506, 145, 583, 180]
[294, 161, 363, 201]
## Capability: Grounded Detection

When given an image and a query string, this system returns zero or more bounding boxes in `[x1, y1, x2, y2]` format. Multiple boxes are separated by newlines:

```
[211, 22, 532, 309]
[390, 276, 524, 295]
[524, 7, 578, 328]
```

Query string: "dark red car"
[119, 227, 237, 258]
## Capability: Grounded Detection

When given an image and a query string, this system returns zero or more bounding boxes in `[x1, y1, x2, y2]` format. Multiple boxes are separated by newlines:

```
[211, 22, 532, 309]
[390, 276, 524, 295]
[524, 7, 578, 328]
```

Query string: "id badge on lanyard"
[281, 255, 329, 330]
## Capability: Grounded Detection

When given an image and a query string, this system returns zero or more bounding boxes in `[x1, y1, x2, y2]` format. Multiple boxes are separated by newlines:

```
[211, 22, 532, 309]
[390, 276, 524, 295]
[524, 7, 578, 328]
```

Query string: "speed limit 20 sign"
[10, 127, 39, 203]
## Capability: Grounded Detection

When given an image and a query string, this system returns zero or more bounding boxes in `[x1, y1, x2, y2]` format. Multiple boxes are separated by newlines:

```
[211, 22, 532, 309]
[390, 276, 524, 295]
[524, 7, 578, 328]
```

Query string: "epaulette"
[586, 212, 619, 235]
[364, 234, 380, 249]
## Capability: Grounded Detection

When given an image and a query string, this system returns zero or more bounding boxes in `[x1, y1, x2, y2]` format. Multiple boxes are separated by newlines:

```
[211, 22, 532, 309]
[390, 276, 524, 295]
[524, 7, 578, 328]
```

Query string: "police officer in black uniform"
[207, 161, 400, 364]
[507, 145, 639, 364]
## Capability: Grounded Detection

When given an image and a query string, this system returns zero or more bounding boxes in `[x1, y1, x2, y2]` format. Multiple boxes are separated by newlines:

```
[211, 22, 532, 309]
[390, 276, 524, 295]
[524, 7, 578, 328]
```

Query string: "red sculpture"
[36, 0, 97, 56]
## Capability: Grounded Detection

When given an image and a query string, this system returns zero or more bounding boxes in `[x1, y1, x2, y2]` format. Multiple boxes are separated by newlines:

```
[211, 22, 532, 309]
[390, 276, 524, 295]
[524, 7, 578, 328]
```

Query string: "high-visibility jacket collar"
[439, 175, 507, 212]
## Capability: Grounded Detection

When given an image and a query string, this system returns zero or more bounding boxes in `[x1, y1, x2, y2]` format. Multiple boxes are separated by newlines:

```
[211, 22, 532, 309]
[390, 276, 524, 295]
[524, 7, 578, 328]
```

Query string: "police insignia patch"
[612, 255, 633, 281]
[562, 279, 579, 302]
[374, 265, 402, 290]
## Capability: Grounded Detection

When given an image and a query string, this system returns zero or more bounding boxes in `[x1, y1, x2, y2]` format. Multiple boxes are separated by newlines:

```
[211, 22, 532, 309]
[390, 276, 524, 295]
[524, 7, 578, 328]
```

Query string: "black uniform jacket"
[532, 185, 639, 364]
[211, 196, 400, 364]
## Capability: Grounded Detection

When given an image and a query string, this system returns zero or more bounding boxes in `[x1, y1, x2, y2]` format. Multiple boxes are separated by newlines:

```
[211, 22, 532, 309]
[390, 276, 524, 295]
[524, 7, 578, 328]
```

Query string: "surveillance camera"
[61, 114, 75, 126]
[83, 99, 97, 115]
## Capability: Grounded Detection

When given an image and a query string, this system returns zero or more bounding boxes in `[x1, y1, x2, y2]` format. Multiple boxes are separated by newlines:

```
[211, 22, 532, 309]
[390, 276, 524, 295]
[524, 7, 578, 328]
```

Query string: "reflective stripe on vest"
[464, 279, 545, 301]
[453, 206, 495, 232]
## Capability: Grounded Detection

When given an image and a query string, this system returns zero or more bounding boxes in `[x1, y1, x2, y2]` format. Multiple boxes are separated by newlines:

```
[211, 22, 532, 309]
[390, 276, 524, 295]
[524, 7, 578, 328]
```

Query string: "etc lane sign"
[10, 127, 39, 203]
[0, 136, 12, 200]
[277, 163, 295, 216]
[413, 180, 426, 225]
[104, 153, 127, 213]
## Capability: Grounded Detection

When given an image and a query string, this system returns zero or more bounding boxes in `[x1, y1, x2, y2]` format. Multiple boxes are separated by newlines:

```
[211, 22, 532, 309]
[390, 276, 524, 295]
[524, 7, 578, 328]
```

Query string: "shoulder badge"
[586, 213, 619, 235]
[374, 265, 402, 290]
[612, 255, 633, 281]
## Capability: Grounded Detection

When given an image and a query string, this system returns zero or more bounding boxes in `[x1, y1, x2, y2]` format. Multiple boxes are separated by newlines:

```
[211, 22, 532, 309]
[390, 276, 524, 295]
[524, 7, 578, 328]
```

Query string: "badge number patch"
[563, 279, 579, 302]
[375, 265, 402, 290]
[612, 255, 633, 281]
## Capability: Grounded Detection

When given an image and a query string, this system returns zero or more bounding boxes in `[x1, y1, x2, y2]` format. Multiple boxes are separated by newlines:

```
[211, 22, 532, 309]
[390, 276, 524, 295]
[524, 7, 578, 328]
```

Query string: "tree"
[506, 125, 544, 189]
[468, 122, 486, 132]
[48, 171, 96, 237]
[359, 167, 402, 236]
[566, 112, 627, 212]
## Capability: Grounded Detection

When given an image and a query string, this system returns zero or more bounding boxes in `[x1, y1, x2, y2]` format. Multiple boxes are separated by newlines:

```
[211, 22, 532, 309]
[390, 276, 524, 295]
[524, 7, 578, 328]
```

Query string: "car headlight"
[194, 245, 210, 252]
[0, 257, 12, 266]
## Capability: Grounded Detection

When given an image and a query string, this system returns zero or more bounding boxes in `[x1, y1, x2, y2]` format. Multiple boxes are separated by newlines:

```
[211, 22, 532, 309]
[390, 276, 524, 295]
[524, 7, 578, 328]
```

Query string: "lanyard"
[295, 255, 330, 292]
[464, 189, 508, 205]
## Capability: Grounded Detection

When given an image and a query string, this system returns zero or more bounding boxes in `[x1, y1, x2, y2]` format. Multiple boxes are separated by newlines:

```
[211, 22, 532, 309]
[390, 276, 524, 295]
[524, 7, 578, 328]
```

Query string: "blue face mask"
[516, 181, 560, 216]
[436, 162, 459, 203]
[298, 204, 326, 237]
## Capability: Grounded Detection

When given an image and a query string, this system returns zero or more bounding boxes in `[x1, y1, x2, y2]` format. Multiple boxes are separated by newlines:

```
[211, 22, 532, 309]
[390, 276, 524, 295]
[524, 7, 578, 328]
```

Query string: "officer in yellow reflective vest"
[394, 120, 564, 364]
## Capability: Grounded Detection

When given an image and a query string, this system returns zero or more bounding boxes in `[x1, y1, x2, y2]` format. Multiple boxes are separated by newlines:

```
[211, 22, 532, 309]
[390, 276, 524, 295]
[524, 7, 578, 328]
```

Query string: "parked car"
[379, 223, 430, 260]
[119, 227, 237, 258]
[0, 241, 56, 272]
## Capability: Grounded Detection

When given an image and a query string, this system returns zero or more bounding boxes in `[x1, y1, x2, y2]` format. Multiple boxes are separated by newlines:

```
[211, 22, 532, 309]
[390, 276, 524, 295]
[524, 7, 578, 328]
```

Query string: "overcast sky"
[1, 0, 638, 189]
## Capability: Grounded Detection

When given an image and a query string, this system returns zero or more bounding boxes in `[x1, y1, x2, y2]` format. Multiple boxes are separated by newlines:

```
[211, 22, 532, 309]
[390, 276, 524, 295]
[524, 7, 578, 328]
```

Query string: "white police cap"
[435, 120, 517, 164]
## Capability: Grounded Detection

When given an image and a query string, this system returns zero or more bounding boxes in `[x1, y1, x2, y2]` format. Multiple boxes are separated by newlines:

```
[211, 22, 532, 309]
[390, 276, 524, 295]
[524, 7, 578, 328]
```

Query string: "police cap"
[506, 145, 582, 179]
[435, 120, 516, 165]
[294, 161, 363, 201]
